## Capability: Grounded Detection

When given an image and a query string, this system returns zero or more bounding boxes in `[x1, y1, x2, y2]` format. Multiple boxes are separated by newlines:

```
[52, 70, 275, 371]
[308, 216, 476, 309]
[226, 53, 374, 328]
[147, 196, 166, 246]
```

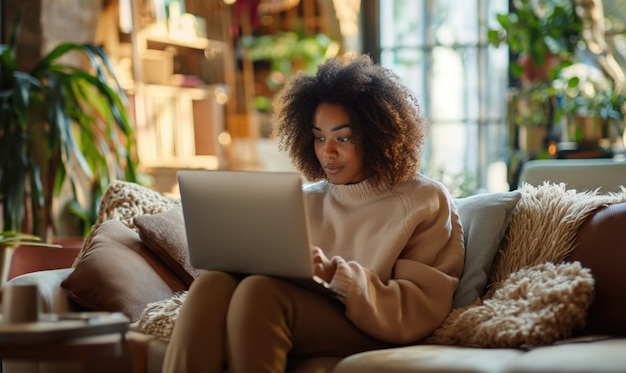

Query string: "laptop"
[177, 170, 345, 298]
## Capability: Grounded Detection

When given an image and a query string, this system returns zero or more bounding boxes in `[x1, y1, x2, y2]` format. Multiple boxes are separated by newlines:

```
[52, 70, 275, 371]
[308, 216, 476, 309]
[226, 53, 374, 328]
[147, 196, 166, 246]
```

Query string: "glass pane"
[432, 0, 479, 45]
[379, 0, 510, 193]
[381, 49, 427, 102]
[484, 46, 510, 120]
[380, 0, 425, 48]
[604, 0, 626, 82]
[430, 46, 468, 121]
[486, 0, 509, 30]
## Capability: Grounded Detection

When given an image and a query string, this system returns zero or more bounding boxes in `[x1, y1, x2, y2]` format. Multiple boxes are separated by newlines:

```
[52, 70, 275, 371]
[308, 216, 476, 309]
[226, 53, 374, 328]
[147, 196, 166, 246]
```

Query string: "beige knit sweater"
[304, 174, 464, 344]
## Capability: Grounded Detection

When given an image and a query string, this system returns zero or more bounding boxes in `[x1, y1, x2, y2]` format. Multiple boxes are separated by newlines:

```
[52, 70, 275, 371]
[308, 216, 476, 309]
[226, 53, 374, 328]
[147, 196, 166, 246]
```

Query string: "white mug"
[2, 284, 40, 323]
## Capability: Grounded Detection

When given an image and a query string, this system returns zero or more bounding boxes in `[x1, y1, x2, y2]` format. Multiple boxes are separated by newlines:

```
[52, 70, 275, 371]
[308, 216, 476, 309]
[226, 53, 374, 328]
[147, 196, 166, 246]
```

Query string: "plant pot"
[519, 53, 560, 83]
[570, 116, 606, 149]
[2, 236, 82, 283]
[518, 126, 548, 153]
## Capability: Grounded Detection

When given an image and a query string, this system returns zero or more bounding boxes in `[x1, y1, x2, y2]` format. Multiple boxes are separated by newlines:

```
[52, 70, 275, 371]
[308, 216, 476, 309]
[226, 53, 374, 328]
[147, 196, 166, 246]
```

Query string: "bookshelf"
[98, 0, 237, 172]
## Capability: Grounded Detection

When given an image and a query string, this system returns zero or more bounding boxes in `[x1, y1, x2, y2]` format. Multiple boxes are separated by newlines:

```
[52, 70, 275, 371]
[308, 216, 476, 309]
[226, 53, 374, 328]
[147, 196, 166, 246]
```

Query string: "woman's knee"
[229, 275, 291, 314]
[188, 271, 239, 300]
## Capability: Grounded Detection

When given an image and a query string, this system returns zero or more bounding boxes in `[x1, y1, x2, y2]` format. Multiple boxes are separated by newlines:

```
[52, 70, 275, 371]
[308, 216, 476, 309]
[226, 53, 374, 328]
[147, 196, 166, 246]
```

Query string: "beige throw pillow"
[427, 261, 594, 348]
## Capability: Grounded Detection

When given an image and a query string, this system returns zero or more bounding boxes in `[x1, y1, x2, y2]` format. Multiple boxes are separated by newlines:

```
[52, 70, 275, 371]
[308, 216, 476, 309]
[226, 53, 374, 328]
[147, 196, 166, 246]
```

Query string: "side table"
[0, 312, 136, 373]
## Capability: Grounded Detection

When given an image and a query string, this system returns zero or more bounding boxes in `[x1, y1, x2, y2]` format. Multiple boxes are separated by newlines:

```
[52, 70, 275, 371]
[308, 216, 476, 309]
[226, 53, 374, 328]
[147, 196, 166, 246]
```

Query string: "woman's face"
[312, 103, 365, 185]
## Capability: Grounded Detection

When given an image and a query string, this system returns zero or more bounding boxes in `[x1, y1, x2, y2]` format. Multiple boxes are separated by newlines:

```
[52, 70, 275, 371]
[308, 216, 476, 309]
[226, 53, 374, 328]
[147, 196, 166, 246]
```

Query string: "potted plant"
[553, 62, 626, 147]
[507, 81, 556, 152]
[241, 31, 339, 90]
[0, 229, 68, 284]
[488, 0, 584, 164]
[487, 0, 583, 82]
[0, 16, 139, 240]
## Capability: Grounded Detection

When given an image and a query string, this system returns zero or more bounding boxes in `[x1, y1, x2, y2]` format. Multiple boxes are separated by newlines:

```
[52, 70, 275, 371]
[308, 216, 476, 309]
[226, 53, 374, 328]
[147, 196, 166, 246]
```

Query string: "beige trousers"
[162, 271, 393, 373]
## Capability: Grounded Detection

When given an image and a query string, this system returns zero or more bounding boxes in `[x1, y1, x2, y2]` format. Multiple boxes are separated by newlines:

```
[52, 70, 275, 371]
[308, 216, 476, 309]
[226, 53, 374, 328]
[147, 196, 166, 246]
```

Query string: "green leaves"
[0, 230, 61, 247]
[487, 0, 582, 80]
[0, 20, 138, 238]
[241, 31, 339, 89]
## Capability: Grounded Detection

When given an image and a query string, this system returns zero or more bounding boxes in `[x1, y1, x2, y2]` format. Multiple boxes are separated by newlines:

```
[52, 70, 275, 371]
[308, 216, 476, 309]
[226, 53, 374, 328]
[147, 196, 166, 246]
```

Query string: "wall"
[3, 0, 104, 68]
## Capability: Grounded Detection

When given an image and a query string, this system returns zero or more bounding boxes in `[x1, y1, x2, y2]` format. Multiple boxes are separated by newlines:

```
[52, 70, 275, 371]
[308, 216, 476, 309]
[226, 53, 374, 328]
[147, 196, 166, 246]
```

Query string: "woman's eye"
[314, 136, 325, 142]
[337, 136, 350, 142]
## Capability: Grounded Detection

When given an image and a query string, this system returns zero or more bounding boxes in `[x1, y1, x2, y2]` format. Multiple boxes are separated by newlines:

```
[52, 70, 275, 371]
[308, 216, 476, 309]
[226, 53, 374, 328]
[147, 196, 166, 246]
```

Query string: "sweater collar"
[328, 179, 391, 205]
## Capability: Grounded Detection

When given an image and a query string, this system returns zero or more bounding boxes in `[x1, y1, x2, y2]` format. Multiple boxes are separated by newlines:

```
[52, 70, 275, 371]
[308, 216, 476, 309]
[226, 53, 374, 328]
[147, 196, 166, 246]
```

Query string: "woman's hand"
[311, 246, 336, 283]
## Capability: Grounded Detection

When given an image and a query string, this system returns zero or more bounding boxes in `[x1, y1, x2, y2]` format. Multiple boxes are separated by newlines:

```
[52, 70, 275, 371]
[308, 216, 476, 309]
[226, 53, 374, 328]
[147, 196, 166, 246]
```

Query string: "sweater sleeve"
[328, 190, 464, 344]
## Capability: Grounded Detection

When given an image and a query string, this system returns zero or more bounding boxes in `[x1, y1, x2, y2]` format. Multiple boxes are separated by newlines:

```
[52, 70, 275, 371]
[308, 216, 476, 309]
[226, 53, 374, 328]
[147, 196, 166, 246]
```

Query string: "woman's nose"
[323, 141, 337, 157]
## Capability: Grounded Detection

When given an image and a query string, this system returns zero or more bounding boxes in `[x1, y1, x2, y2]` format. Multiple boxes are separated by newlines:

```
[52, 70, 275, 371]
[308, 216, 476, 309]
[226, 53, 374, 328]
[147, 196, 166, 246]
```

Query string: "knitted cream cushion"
[74, 180, 180, 266]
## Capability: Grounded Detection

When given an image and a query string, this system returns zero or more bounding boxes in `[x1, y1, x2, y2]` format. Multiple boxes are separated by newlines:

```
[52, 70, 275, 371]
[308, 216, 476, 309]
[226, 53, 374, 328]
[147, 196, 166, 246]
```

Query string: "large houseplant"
[488, 0, 583, 140]
[488, 0, 584, 185]
[0, 16, 139, 239]
[487, 0, 583, 81]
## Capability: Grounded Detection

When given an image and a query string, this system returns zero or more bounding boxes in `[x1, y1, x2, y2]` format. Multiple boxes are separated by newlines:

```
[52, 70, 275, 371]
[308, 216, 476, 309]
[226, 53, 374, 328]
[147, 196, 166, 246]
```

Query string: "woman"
[163, 54, 464, 372]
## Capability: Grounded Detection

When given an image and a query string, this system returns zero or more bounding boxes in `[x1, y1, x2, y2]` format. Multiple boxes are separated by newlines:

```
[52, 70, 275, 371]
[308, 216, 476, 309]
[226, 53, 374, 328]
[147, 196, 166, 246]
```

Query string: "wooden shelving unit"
[129, 21, 231, 168]
[95, 0, 337, 179]
[97, 0, 238, 175]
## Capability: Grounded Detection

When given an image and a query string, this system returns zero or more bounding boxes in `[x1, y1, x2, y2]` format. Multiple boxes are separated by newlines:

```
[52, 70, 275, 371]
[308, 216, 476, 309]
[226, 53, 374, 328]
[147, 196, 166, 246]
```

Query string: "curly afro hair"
[271, 54, 428, 187]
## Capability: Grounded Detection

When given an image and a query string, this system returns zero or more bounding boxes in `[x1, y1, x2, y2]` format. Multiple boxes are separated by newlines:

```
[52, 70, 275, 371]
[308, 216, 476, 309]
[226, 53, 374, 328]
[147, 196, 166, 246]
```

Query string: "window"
[374, 0, 510, 195]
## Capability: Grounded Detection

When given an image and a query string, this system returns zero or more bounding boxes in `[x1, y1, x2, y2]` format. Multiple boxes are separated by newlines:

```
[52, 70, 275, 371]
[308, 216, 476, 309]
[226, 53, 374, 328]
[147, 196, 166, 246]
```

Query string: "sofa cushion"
[500, 338, 626, 373]
[567, 201, 626, 336]
[333, 344, 524, 373]
[75, 180, 181, 267]
[452, 191, 522, 308]
[134, 207, 205, 287]
[8, 268, 78, 313]
[61, 220, 187, 322]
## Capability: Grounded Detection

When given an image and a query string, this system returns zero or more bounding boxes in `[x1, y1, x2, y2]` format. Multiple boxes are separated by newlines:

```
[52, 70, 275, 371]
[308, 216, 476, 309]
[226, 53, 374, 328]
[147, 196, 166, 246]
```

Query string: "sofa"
[3, 178, 626, 373]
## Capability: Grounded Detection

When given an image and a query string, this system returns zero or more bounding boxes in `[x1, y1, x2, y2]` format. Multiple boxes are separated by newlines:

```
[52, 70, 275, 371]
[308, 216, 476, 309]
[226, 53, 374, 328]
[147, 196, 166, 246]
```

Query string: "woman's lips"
[325, 165, 343, 175]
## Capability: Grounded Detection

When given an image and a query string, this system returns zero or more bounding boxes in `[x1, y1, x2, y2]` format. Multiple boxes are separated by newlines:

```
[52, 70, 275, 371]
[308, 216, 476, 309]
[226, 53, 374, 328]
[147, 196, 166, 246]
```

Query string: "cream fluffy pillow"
[426, 261, 594, 348]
